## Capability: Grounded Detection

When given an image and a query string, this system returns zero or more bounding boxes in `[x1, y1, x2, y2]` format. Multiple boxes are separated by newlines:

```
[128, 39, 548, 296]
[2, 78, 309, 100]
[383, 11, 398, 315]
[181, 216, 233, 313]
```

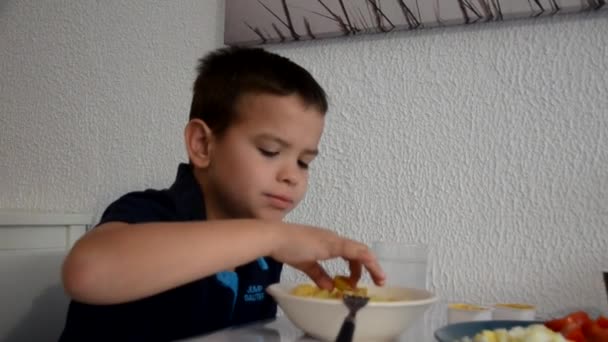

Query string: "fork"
[335, 294, 370, 342]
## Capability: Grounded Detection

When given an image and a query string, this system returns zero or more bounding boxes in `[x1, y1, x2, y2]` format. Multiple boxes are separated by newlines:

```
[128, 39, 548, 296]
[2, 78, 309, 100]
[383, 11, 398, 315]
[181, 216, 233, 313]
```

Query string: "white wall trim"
[0, 210, 91, 227]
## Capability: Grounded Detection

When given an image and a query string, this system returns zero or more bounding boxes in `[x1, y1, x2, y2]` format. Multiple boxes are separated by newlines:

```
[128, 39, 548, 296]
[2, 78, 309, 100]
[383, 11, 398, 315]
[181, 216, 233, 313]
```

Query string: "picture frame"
[224, 0, 606, 46]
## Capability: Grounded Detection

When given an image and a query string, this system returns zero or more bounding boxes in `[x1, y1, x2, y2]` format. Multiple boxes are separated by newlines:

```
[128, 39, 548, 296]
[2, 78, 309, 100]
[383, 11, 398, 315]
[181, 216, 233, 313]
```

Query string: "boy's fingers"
[339, 239, 386, 287]
[349, 244, 386, 286]
[298, 262, 333, 290]
[347, 260, 362, 287]
[332, 239, 368, 262]
[364, 258, 386, 286]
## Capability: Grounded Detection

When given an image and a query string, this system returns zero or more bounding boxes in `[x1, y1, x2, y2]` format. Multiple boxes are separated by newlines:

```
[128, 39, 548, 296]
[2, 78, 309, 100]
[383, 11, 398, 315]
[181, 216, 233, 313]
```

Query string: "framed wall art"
[224, 0, 605, 46]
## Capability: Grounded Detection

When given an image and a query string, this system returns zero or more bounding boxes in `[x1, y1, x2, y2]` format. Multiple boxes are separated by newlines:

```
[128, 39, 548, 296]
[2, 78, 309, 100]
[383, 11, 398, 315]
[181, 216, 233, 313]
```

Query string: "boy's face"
[202, 93, 325, 221]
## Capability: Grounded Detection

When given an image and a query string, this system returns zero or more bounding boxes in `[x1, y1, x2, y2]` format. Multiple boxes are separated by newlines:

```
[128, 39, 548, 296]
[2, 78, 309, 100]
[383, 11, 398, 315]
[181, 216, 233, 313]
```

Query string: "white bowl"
[266, 282, 438, 342]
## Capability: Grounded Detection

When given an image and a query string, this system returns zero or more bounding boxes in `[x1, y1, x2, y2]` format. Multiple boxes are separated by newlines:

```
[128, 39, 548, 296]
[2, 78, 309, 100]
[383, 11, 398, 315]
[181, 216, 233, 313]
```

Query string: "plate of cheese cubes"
[434, 320, 565, 341]
[435, 311, 608, 342]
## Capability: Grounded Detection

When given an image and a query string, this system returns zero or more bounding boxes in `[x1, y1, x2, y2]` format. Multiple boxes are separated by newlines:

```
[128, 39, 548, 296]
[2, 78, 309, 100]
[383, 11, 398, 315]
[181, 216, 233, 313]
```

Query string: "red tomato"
[546, 317, 569, 332]
[567, 311, 592, 325]
[547, 311, 591, 330]
[596, 316, 608, 329]
[544, 311, 608, 342]
[563, 328, 586, 342]
[582, 321, 608, 342]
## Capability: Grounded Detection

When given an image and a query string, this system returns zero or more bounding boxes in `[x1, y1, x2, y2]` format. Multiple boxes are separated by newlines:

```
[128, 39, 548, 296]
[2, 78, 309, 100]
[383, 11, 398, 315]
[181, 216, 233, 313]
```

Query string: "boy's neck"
[192, 167, 224, 220]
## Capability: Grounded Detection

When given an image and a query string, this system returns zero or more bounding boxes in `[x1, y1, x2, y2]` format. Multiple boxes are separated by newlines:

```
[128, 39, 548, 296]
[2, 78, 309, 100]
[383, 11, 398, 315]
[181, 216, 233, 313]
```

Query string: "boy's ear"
[184, 119, 214, 168]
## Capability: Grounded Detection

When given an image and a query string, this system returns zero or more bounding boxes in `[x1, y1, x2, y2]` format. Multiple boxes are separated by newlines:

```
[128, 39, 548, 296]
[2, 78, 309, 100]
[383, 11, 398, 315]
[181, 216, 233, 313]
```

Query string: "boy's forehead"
[232, 93, 325, 141]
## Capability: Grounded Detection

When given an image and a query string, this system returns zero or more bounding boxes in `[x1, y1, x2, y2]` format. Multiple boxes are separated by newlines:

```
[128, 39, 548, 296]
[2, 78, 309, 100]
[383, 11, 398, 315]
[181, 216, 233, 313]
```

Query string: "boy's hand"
[270, 224, 386, 290]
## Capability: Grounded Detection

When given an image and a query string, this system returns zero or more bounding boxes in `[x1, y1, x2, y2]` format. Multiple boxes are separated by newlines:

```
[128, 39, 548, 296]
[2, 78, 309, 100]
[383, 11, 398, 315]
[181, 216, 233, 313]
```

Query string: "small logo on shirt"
[244, 285, 265, 302]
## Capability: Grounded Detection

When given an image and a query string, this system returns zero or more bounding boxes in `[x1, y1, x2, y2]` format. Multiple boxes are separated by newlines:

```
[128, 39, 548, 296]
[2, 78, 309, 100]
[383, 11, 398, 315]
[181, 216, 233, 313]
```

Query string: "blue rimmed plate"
[434, 320, 541, 341]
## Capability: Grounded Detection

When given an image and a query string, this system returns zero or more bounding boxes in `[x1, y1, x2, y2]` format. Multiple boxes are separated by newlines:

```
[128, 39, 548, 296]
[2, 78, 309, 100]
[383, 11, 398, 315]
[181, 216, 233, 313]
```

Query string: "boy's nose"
[277, 164, 299, 186]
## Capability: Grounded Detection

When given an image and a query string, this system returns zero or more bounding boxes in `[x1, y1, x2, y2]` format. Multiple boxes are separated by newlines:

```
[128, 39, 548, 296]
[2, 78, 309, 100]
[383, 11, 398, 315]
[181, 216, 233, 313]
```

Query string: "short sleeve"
[97, 190, 177, 226]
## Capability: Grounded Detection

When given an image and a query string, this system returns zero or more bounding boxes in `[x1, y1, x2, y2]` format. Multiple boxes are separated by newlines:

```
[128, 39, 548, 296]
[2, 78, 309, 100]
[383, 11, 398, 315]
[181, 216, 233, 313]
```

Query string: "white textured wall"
[0, 0, 223, 211]
[1, 0, 607, 321]
[276, 13, 608, 320]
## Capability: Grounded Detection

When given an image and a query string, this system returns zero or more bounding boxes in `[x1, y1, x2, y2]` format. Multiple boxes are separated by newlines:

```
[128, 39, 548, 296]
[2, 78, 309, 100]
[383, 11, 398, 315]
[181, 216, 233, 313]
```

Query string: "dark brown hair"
[189, 47, 328, 137]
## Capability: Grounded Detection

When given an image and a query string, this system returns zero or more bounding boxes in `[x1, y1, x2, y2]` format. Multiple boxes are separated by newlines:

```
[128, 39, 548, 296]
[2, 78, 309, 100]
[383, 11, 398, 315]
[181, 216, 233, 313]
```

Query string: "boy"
[59, 47, 385, 341]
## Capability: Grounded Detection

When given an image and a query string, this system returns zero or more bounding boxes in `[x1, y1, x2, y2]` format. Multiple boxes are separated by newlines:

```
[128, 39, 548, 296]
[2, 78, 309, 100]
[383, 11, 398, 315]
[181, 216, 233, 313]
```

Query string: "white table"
[179, 303, 447, 342]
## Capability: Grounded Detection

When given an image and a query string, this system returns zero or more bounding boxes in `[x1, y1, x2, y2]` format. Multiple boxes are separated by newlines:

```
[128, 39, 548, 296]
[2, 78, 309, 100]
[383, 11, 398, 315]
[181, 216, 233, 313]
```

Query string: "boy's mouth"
[264, 193, 294, 210]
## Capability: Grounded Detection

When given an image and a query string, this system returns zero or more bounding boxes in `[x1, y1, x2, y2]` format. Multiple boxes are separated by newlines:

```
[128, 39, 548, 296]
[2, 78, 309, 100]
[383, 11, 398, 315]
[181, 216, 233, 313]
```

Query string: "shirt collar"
[168, 163, 207, 221]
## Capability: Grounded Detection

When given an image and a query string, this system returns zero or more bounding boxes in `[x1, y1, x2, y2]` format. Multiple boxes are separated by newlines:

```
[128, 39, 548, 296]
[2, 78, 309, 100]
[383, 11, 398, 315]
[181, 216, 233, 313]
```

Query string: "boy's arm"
[62, 220, 384, 305]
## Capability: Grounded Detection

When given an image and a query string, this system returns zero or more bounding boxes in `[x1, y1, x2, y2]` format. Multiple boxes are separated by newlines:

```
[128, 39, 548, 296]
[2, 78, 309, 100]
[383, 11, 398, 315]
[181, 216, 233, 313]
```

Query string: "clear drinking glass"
[604, 271, 608, 299]
[372, 242, 430, 341]
[372, 242, 428, 289]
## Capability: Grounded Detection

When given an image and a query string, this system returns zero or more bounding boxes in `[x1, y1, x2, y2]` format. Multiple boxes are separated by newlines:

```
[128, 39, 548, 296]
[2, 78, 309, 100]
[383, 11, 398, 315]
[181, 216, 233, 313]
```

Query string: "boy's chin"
[252, 209, 288, 221]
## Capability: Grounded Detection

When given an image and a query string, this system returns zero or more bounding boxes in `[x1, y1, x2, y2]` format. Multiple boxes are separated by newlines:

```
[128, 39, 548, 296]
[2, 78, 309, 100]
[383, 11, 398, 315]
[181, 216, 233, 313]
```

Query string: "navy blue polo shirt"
[59, 164, 282, 342]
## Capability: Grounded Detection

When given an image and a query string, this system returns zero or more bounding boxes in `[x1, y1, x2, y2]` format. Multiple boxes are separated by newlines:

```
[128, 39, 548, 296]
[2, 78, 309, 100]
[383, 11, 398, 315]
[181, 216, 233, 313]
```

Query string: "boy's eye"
[258, 148, 279, 157]
[298, 160, 309, 170]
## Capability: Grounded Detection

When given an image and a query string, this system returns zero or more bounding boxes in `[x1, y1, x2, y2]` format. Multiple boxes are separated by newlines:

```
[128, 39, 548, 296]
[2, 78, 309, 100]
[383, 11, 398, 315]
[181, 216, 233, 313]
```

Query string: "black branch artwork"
[457, 0, 504, 23]
[249, 0, 301, 41]
[366, 0, 396, 32]
[397, 0, 422, 29]
[236, 0, 605, 45]
[527, 0, 560, 16]
[315, 0, 354, 35]
[584, 0, 606, 10]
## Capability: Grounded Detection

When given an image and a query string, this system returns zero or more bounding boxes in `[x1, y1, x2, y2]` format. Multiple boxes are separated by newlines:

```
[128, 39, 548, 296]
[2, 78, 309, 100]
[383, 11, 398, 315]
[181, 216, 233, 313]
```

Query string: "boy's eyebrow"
[256, 134, 319, 156]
